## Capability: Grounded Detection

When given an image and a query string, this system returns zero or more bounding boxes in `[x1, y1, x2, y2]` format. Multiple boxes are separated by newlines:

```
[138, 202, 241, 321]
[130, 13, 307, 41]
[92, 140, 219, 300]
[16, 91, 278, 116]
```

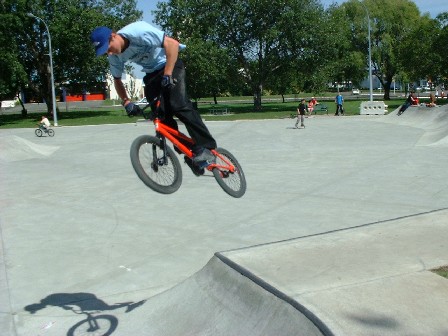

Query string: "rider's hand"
[161, 75, 177, 90]
[124, 102, 142, 117]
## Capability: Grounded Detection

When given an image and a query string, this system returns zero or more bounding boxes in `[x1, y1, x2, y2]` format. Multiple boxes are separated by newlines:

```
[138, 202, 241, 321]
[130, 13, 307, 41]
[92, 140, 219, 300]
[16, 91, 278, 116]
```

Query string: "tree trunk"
[253, 84, 262, 111]
[17, 93, 27, 117]
[383, 74, 394, 101]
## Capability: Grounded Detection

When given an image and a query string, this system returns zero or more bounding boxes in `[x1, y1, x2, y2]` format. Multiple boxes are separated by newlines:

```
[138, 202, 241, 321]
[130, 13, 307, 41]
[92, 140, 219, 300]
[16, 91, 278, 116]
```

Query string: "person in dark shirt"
[295, 99, 307, 128]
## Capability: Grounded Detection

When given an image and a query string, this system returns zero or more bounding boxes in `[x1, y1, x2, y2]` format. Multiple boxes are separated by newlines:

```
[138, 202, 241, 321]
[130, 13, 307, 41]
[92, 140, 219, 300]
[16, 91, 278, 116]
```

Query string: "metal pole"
[359, 2, 373, 102]
[27, 13, 58, 126]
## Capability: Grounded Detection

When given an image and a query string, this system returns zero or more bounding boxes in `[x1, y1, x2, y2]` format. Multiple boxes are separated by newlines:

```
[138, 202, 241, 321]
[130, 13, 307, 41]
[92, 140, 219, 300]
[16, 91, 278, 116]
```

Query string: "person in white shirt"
[39, 116, 51, 129]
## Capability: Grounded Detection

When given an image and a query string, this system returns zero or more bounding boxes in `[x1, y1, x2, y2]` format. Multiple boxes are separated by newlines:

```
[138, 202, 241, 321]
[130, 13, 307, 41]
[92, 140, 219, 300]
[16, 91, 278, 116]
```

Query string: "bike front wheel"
[130, 135, 182, 194]
[212, 147, 246, 198]
[35, 129, 43, 137]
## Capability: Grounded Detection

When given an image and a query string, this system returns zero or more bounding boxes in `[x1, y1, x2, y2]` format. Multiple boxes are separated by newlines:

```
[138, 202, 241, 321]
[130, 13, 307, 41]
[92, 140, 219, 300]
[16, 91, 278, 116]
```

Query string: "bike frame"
[154, 118, 195, 159]
[146, 100, 235, 173]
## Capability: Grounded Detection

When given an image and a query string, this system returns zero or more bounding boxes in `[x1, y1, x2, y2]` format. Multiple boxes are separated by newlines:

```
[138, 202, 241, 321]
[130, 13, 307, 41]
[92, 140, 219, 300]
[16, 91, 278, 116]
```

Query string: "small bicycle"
[35, 124, 55, 137]
[130, 97, 246, 198]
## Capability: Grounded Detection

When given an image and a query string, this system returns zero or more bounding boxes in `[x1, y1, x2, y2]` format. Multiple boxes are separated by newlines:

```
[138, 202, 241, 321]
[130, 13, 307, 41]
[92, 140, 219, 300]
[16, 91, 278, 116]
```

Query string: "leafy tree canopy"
[155, 0, 332, 109]
[1, 0, 142, 114]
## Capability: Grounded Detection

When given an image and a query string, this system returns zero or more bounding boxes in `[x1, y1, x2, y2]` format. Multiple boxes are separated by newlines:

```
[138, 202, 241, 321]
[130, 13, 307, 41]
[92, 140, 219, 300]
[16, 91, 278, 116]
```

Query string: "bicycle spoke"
[139, 143, 176, 187]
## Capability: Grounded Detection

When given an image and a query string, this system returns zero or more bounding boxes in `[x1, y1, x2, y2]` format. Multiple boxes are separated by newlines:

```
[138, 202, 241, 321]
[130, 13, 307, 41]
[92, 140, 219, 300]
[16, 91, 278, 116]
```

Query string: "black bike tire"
[47, 129, 55, 137]
[35, 129, 43, 137]
[212, 147, 246, 198]
[67, 314, 118, 336]
[130, 135, 182, 194]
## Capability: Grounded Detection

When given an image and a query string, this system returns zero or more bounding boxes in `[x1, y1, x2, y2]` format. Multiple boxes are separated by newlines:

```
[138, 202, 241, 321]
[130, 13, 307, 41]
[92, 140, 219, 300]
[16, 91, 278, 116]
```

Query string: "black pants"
[143, 60, 217, 151]
[399, 102, 411, 112]
[335, 104, 344, 115]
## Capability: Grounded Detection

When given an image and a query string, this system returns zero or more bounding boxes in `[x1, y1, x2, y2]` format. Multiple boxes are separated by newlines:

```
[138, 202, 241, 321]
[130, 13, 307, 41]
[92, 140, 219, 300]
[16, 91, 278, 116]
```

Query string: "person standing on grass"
[295, 99, 307, 128]
[335, 93, 344, 116]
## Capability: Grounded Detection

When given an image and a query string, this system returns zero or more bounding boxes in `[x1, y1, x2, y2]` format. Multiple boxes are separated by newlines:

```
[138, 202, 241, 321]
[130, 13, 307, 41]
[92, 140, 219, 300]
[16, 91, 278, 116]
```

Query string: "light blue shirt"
[108, 21, 186, 78]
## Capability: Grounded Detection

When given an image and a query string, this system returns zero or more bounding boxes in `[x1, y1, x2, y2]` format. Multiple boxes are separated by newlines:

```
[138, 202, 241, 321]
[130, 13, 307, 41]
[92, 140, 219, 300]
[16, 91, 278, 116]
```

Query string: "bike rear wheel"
[67, 314, 117, 336]
[47, 129, 55, 137]
[35, 129, 43, 137]
[212, 147, 246, 198]
[130, 135, 182, 194]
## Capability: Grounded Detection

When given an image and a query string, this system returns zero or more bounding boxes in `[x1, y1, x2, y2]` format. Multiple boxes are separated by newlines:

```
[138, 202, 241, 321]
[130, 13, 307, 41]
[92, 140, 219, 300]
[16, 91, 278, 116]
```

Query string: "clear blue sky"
[136, 0, 446, 24]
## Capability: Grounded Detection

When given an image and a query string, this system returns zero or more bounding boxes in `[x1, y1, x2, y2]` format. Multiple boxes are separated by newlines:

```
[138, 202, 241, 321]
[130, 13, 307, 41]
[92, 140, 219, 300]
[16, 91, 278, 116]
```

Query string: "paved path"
[1, 105, 447, 335]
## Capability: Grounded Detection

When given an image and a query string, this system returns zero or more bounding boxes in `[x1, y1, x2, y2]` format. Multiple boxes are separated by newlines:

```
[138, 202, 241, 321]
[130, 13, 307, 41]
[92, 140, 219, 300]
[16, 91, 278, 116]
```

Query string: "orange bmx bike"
[130, 97, 246, 198]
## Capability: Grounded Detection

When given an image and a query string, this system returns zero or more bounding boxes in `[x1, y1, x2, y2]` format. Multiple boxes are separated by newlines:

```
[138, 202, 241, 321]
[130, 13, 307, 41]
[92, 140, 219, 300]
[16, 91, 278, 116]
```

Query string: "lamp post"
[27, 13, 58, 126]
[359, 2, 373, 102]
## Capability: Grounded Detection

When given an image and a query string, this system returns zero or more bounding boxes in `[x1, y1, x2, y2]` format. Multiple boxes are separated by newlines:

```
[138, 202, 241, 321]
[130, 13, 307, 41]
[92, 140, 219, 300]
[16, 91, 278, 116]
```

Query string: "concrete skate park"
[1, 104, 448, 335]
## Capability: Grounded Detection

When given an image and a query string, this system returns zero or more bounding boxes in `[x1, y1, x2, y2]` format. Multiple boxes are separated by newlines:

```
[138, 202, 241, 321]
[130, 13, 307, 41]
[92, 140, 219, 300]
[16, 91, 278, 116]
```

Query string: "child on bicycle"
[39, 116, 51, 130]
[90, 22, 217, 167]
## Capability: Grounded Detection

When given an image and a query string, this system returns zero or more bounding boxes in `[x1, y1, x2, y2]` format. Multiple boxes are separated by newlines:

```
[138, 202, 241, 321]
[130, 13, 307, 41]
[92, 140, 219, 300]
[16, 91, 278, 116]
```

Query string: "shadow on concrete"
[24, 292, 145, 336]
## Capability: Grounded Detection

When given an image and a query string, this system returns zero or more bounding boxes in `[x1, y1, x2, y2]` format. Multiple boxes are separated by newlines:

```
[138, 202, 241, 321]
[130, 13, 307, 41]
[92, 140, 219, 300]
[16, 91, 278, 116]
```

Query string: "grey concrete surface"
[1, 104, 448, 335]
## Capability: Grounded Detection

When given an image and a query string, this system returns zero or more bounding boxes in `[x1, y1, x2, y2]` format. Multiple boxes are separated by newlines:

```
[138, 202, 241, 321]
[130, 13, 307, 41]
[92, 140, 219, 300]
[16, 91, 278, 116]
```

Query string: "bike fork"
[155, 134, 168, 166]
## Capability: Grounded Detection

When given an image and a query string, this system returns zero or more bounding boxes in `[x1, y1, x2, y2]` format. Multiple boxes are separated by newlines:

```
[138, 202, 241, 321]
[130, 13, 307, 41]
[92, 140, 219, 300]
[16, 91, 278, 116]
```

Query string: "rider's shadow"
[25, 292, 146, 335]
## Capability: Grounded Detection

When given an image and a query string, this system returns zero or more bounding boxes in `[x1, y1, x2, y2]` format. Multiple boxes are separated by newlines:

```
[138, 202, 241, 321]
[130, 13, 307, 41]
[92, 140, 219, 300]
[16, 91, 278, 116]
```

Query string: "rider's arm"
[113, 78, 130, 106]
[114, 76, 141, 116]
[162, 36, 179, 76]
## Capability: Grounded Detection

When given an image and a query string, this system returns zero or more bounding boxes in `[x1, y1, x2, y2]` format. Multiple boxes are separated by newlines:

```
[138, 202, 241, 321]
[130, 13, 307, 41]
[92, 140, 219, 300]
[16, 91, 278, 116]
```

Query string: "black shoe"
[185, 156, 204, 176]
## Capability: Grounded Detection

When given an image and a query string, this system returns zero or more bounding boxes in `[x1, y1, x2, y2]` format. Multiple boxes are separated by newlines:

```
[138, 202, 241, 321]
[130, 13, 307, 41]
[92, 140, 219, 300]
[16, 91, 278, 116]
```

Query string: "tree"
[1, 0, 141, 117]
[399, 14, 442, 87]
[0, 48, 27, 107]
[433, 13, 448, 85]
[181, 38, 235, 104]
[316, 4, 366, 92]
[0, 2, 27, 113]
[155, 0, 329, 110]
[339, 0, 425, 100]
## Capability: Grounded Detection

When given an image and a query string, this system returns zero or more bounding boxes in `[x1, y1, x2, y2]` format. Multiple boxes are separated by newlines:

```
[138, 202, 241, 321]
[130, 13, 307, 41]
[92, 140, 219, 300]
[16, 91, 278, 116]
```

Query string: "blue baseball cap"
[90, 26, 112, 56]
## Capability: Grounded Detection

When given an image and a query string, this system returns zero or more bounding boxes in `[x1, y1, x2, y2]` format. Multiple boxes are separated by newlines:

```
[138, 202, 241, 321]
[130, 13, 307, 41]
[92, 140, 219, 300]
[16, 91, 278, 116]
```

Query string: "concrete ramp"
[0, 135, 59, 162]
[123, 209, 448, 336]
[379, 104, 448, 146]
[216, 209, 448, 336]
[129, 255, 326, 336]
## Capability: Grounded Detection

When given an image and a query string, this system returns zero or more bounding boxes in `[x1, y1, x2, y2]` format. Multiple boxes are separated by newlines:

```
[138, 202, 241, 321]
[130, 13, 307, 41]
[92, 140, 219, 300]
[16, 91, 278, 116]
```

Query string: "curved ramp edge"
[378, 104, 448, 146]
[133, 255, 326, 336]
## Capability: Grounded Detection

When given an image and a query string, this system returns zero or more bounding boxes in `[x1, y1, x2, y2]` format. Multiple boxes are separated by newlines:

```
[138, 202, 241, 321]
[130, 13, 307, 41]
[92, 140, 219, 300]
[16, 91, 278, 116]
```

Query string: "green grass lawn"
[0, 96, 445, 128]
[0, 108, 131, 129]
[432, 266, 448, 279]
